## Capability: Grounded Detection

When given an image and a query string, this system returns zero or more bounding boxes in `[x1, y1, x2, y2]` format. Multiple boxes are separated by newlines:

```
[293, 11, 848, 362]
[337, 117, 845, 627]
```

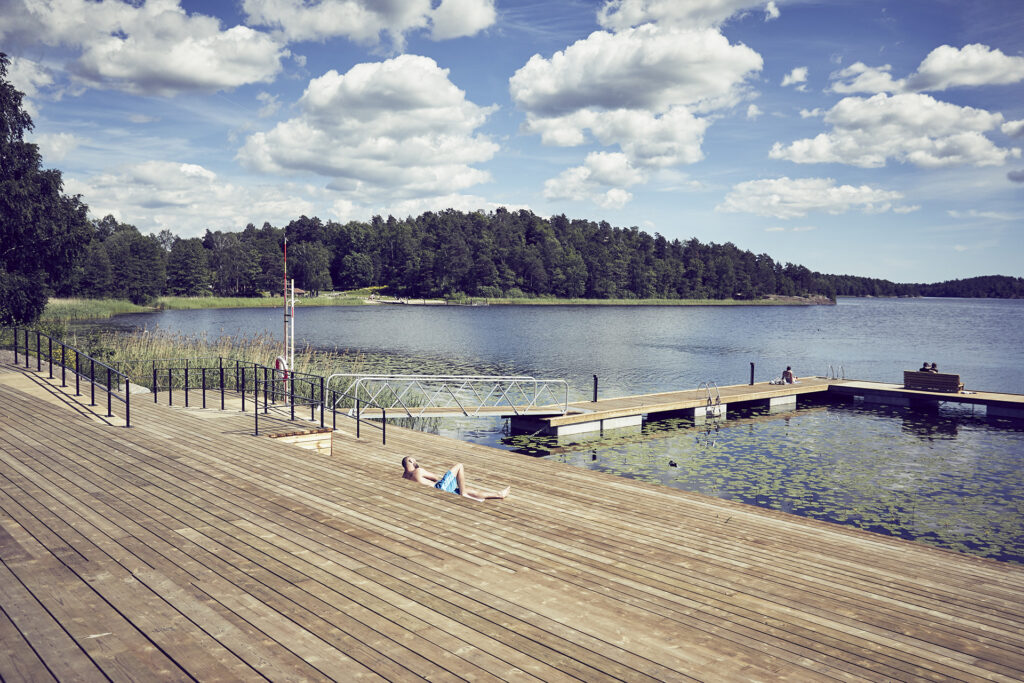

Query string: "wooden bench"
[903, 370, 963, 393]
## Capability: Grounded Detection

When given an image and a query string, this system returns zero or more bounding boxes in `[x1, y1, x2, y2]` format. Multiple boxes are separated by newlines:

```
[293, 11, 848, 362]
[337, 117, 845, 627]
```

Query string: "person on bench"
[401, 457, 510, 501]
[929, 362, 939, 373]
[919, 361, 931, 372]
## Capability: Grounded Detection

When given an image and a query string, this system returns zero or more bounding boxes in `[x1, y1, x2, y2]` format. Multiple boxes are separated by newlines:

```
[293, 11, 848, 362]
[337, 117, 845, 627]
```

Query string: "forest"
[55, 210, 1024, 305]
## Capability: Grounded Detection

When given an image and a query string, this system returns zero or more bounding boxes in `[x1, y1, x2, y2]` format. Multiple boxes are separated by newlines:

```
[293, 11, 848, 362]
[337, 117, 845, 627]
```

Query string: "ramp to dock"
[1, 355, 1023, 680]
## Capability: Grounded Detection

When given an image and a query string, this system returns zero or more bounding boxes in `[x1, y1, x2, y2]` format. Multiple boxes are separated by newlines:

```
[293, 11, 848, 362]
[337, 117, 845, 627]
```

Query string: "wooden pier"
[510, 377, 1024, 436]
[2, 354, 1024, 681]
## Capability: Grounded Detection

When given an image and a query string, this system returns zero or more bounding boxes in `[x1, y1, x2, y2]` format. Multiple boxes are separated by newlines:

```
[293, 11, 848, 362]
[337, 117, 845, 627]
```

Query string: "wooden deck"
[2, 354, 1024, 681]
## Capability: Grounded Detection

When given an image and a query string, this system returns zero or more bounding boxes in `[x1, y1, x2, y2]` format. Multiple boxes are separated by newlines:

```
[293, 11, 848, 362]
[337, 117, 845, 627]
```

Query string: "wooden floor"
[1, 354, 1024, 681]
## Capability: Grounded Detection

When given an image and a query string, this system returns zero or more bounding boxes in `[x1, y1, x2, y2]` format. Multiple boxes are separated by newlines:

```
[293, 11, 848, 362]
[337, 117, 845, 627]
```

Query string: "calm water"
[99, 298, 1024, 562]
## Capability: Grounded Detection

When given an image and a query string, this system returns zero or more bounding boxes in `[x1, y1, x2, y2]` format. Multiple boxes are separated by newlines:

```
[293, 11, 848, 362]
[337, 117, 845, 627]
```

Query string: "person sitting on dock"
[401, 457, 510, 501]
[782, 366, 798, 384]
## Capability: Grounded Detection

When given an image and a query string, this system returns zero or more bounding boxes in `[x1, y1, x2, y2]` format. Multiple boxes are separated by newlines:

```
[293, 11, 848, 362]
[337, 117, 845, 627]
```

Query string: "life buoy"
[274, 355, 289, 380]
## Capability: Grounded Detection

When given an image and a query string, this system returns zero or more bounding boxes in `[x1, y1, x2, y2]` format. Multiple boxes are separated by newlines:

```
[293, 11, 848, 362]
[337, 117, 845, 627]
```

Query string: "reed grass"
[42, 298, 153, 321]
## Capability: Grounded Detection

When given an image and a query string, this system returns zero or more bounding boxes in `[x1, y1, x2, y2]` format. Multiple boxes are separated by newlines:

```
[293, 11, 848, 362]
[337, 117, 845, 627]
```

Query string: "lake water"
[99, 298, 1024, 562]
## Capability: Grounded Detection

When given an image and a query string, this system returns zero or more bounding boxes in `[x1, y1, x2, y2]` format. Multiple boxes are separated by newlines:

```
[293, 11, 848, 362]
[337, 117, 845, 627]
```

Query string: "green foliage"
[166, 237, 210, 296]
[0, 53, 91, 324]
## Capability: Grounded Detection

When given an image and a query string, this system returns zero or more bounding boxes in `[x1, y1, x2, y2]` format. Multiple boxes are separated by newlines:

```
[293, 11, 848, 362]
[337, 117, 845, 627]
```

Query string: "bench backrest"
[903, 370, 962, 391]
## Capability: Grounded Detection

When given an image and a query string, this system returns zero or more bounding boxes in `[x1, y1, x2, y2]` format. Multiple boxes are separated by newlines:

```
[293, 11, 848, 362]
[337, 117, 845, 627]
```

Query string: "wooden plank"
[1, 366, 1023, 682]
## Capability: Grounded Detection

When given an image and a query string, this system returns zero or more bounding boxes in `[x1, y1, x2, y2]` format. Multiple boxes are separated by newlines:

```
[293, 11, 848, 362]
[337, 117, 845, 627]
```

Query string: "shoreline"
[44, 293, 835, 321]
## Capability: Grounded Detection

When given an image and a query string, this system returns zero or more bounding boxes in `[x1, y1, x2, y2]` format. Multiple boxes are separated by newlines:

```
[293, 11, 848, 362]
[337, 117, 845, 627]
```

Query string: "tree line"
[52, 209, 1024, 306]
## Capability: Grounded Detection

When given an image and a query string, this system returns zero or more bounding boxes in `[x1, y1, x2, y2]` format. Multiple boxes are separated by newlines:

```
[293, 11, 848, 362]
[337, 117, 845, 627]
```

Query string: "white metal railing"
[325, 374, 570, 419]
[826, 364, 846, 380]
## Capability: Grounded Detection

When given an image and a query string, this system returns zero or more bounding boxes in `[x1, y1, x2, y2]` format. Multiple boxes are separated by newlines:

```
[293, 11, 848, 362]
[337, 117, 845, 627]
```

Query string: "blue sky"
[3, 0, 1023, 283]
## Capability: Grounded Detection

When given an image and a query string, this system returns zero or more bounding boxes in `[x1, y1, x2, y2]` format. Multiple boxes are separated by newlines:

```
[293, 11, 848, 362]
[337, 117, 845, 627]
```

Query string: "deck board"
[1, 356, 1023, 681]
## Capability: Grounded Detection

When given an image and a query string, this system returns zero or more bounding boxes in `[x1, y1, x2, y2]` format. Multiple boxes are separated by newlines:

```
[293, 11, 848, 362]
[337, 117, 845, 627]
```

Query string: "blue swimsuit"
[434, 470, 460, 495]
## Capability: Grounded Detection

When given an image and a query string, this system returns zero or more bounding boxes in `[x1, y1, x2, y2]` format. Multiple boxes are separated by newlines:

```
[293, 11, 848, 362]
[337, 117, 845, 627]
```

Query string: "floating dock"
[2, 351, 1024, 680]
[510, 377, 1024, 436]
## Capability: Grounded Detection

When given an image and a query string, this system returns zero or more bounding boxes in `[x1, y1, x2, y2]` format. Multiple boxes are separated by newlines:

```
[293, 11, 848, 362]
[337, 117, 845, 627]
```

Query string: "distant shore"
[42, 292, 834, 321]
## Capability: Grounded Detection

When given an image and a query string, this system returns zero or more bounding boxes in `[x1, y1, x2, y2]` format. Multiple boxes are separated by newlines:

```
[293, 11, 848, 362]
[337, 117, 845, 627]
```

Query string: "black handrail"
[251, 378, 387, 445]
[9, 326, 132, 427]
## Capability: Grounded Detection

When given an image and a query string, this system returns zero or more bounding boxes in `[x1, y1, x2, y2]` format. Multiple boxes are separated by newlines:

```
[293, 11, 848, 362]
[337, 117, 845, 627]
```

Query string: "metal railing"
[826, 364, 846, 380]
[252, 380, 389, 444]
[326, 373, 570, 419]
[697, 380, 721, 406]
[9, 327, 132, 427]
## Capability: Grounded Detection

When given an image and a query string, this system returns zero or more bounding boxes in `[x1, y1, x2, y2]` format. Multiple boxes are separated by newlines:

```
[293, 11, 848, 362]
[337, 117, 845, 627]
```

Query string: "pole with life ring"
[275, 355, 289, 405]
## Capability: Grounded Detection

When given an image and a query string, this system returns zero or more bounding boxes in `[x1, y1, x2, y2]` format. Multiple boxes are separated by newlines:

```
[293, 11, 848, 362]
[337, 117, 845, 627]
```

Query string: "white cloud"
[597, 0, 776, 31]
[770, 93, 1021, 168]
[32, 132, 81, 162]
[128, 113, 159, 124]
[6, 0, 288, 96]
[717, 177, 908, 219]
[511, 25, 761, 118]
[237, 55, 498, 204]
[256, 91, 281, 117]
[764, 1, 780, 21]
[510, 21, 760, 209]
[829, 63, 905, 94]
[543, 152, 643, 209]
[430, 0, 497, 40]
[511, 24, 759, 169]
[799, 108, 823, 118]
[746, 104, 762, 119]
[830, 44, 1024, 95]
[66, 161, 316, 236]
[907, 44, 1024, 92]
[242, 0, 495, 47]
[1002, 120, 1024, 138]
[781, 66, 807, 87]
[947, 209, 1015, 220]
[6, 56, 56, 117]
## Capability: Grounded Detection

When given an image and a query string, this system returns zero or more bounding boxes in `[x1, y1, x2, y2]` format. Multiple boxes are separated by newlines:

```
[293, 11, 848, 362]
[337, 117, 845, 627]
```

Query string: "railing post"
[593, 374, 598, 402]
[254, 379, 260, 436]
[35, 332, 40, 371]
[320, 377, 325, 429]
[74, 351, 80, 395]
[48, 337, 53, 378]
[107, 368, 113, 417]
[202, 367, 207, 409]
[24, 329, 29, 368]
[263, 366, 268, 406]
[90, 359, 96, 406]
[290, 378, 295, 421]
[61, 345, 66, 387]
[185, 365, 190, 408]
[331, 390, 336, 431]
[125, 379, 131, 428]
[241, 365, 246, 412]
[220, 366, 225, 410]
[382, 408, 386, 446]
[750, 362, 755, 385]
[168, 368, 173, 406]
[153, 366, 158, 403]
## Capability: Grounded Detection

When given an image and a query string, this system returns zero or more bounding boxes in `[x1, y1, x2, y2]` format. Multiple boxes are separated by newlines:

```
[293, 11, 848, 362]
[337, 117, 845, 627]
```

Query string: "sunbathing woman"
[401, 457, 510, 501]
